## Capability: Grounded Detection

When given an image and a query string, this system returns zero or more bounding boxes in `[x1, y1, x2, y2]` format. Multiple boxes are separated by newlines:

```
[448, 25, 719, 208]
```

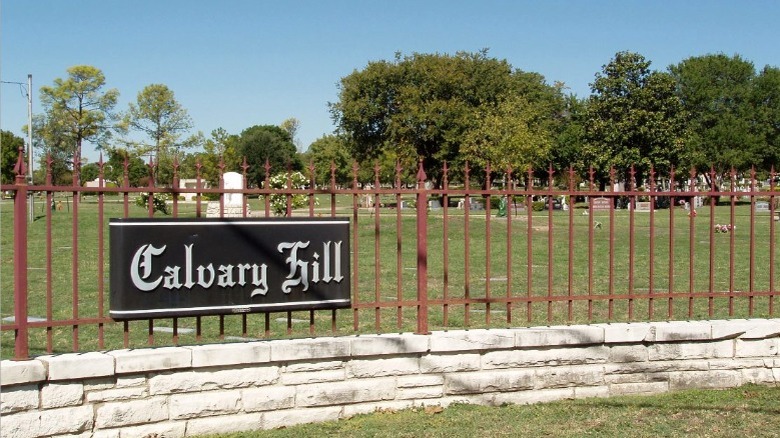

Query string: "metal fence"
[2, 152, 779, 359]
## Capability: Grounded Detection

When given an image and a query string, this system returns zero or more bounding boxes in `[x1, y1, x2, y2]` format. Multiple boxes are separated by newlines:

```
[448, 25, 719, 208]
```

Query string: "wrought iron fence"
[2, 151, 778, 359]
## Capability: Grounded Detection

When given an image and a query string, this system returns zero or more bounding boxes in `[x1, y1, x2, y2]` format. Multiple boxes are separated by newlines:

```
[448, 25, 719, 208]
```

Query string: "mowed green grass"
[1, 194, 779, 358]
[199, 384, 780, 438]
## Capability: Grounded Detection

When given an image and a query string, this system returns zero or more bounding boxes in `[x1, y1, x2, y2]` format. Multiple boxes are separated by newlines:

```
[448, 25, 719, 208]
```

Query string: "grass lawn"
[198, 384, 780, 438]
[2, 193, 779, 358]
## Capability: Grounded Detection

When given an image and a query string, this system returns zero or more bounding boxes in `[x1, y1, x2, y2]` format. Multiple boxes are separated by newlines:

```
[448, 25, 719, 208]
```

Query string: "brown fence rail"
[2, 152, 778, 359]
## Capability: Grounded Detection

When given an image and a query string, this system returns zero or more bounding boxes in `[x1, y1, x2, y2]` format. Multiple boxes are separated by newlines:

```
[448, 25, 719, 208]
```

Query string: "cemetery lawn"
[1, 195, 778, 357]
[199, 384, 780, 438]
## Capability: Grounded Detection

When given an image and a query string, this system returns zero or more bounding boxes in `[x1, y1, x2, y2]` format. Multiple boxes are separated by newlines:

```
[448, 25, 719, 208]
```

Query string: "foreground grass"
[202, 385, 780, 438]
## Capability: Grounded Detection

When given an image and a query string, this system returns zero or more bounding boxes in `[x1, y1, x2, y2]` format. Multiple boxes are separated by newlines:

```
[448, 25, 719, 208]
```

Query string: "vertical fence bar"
[587, 168, 595, 321]
[770, 167, 776, 316]
[13, 151, 29, 359]
[567, 168, 575, 322]
[351, 162, 360, 331]
[45, 157, 54, 353]
[749, 168, 756, 316]
[526, 168, 534, 322]
[442, 163, 451, 327]
[628, 166, 636, 320]
[485, 163, 492, 326]
[668, 168, 676, 319]
[708, 167, 716, 317]
[608, 168, 616, 320]
[546, 166, 554, 322]
[396, 162, 404, 329]
[415, 162, 429, 334]
[728, 168, 736, 317]
[507, 169, 515, 324]
[373, 163, 381, 332]
[687, 169, 697, 318]
[72, 157, 80, 351]
[97, 156, 106, 349]
[464, 163, 472, 326]
[648, 167, 656, 320]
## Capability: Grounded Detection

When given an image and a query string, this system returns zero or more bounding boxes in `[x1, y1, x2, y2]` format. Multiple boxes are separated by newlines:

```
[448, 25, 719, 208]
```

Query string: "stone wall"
[2, 319, 779, 438]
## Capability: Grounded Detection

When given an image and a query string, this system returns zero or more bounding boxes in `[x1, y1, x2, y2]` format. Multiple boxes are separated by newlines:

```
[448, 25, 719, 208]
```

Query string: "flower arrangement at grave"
[135, 192, 171, 215]
[714, 223, 735, 233]
[265, 171, 317, 216]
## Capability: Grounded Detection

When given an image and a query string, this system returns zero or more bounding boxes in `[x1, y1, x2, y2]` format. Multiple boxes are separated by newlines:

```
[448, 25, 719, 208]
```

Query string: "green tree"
[39, 65, 119, 186]
[669, 54, 761, 180]
[584, 51, 686, 187]
[31, 113, 74, 185]
[1, 130, 24, 184]
[121, 84, 199, 185]
[104, 148, 148, 187]
[330, 50, 564, 186]
[237, 125, 301, 188]
[80, 162, 100, 184]
[280, 117, 302, 152]
[303, 134, 354, 187]
[199, 128, 241, 186]
[461, 94, 553, 176]
[552, 94, 588, 175]
[752, 66, 780, 170]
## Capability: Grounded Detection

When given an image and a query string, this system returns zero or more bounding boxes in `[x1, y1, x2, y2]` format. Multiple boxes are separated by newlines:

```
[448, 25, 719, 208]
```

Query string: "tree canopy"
[39, 65, 119, 186]
[237, 125, 301, 188]
[330, 50, 565, 185]
[1, 130, 24, 184]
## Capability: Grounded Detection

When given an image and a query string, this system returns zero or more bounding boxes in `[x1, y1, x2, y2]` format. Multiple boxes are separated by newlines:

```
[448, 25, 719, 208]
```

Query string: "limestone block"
[607, 359, 709, 375]
[86, 385, 147, 403]
[608, 345, 649, 363]
[735, 338, 779, 358]
[116, 376, 145, 388]
[649, 321, 712, 342]
[419, 353, 480, 373]
[280, 368, 345, 385]
[397, 385, 444, 400]
[262, 406, 342, 429]
[342, 400, 415, 418]
[444, 369, 535, 395]
[609, 381, 669, 396]
[186, 412, 263, 436]
[708, 358, 766, 370]
[648, 340, 733, 361]
[711, 319, 780, 340]
[242, 386, 296, 412]
[82, 377, 116, 391]
[429, 329, 515, 352]
[91, 429, 121, 438]
[169, 390, 242, 420]
[741, 367, 776, 384]
[574, 385, 610, 399]
[149, 366, 279, 395]
[7, 406, 94, 437]
[41, 382, 83, 409]
[114, 421, 186, 438]
[668, 370, 742, 390]
[596, 322, 652, 344]
[0, 359, 46, 386]
[482, 346, 609, 369]
[190, 342, 271, 368]
[110, 347, 191, 374]
[534, 365, 605, 389]
[348, 357, 420, 378]
[296, 378, 396, 407]
[491, 388, 574, 406]
[515, 325, 604, 348]
[269, 337, 351, 362]
[397, 374, 444, 388]
[38, 352, 114, 381]
[285, 360, 344, 373]
[95, 396, 168, 428]
[0, 384, 38, 414]
[350, 333, 429, 356]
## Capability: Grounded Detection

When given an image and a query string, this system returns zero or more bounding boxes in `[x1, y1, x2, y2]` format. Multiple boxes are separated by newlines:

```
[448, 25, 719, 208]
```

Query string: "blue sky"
[2, 1, 779, 163]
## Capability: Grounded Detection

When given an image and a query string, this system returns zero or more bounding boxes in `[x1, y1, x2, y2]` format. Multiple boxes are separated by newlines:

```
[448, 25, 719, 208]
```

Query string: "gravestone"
[207, 172, 251, 217]
[634, 201, 652, 212]
[755, 201, 770, 213]
[591, 197, 611, 212]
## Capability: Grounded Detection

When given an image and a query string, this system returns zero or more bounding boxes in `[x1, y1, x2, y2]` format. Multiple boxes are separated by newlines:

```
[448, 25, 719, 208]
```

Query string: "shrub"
[264, 171, 317, 216]
[532, 201, 545, 211]
[135, 193, 170, 215]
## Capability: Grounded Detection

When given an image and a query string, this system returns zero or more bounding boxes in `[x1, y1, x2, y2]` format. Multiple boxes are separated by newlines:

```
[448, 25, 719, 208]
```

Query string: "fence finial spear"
[13, 146, 26, 177]
[416, 160, 427, 186]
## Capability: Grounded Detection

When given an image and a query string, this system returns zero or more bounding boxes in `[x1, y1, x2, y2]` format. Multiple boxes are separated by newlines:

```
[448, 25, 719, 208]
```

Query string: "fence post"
[416, 162, 429, 334]
[13, 148, 29, 359]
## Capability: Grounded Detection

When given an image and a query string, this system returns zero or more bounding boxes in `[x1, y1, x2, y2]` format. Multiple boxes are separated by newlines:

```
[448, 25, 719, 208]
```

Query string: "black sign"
[109, 218, 350, 320]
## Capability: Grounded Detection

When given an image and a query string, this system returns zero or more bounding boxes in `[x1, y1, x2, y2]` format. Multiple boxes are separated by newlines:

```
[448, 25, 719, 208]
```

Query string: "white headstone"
[223, 172, 243, 206]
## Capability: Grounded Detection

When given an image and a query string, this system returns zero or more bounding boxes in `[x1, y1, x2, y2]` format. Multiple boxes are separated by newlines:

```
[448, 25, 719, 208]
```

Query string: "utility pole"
[27, 74, 34, 223]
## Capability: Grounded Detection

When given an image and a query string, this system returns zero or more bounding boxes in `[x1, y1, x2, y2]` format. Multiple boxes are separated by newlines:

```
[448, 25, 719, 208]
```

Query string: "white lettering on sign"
[128, 241, 344, 296]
